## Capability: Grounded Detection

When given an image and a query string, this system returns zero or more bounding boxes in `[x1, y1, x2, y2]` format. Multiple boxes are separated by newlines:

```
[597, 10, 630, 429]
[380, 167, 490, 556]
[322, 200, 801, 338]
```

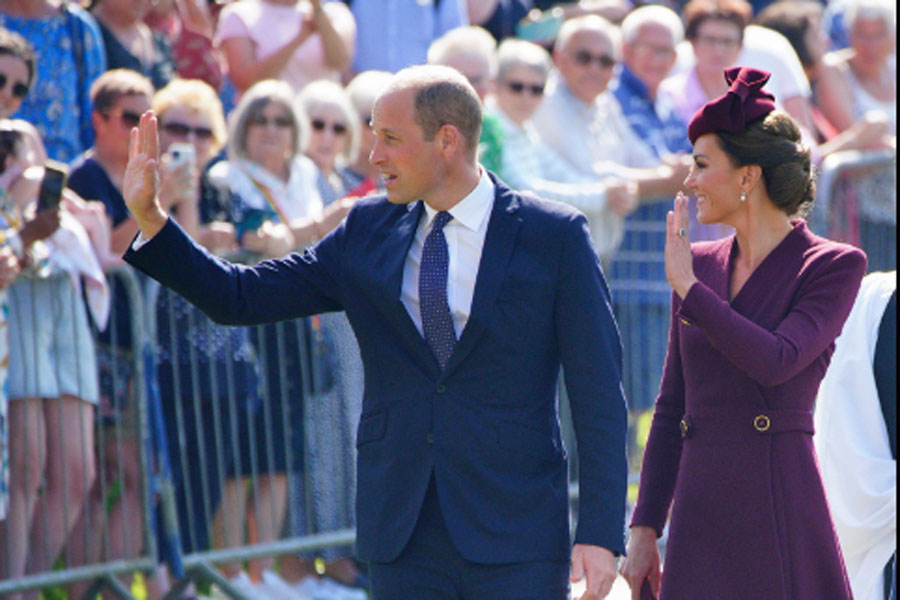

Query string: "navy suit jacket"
[125, 174, 628, 563]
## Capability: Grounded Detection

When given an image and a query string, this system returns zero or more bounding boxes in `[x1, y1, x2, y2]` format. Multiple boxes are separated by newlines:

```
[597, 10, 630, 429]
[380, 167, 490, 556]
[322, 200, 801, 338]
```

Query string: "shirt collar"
[422, 167, 494, 232]
[552, 73, 593, 111]
[618, 64, 651, 99]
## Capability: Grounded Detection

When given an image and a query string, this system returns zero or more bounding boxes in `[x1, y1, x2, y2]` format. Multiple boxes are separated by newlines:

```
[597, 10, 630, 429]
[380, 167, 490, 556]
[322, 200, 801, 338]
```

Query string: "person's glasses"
[505, 80, 545, 96]
[0, 72, 29, 98]
[311, 119, 347, 135]
[694, 35, 741, 50]
[104, 109, 142, 128]
[573, 50, 616, 69]
[250, 114, 293, 128]
[631, 42, 676, 58]
[161, 121, 214, 140]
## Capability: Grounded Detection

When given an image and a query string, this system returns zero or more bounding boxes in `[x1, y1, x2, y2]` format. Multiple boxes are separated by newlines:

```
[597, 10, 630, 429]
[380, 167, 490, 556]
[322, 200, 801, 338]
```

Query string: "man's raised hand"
[123, 111, 168, 240]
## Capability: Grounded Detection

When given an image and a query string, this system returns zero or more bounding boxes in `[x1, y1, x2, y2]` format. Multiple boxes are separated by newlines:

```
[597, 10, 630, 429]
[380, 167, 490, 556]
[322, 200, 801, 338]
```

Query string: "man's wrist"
[134, 207, 169, 240]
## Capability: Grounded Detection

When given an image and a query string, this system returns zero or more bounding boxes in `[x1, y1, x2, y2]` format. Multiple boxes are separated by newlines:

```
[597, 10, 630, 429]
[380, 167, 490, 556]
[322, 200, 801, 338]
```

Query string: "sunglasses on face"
[104, 109, 142, 128]
[572, 50, 616, 69]
[505, 80, 545, 96]
[311, 119, 347, 135]
[250, 114, 293, 129]
[161, 121, 214, 140]
[0, 72, 30, 99]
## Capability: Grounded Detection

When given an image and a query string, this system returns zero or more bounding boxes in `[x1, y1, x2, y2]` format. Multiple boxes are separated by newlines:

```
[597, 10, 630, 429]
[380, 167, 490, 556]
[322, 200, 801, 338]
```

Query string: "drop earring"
[740, 191, 746, 202]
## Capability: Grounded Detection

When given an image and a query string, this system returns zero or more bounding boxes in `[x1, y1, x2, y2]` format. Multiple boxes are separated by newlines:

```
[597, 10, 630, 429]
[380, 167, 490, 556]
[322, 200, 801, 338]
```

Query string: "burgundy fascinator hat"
[687, 66, 776, 145]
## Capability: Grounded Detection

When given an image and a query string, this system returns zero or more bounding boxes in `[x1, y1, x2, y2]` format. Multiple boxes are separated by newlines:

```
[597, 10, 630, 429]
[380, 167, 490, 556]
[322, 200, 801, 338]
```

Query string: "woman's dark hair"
[0, 27, 36, 90]
[716, 111, 815, 217]
[0, 128, 23, 176]
[756, 1, 823, 69]
[683, 0, 753, 42]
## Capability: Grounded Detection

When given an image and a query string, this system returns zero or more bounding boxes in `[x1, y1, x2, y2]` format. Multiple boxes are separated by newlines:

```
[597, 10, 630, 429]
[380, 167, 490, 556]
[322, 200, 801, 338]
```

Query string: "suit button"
[436, 384, 446, 393]
[426, 433, 434, 444]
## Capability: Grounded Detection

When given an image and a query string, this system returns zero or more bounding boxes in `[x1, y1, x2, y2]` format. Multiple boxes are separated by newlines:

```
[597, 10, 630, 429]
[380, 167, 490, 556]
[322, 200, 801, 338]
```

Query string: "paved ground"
[570, 575, 633, 599]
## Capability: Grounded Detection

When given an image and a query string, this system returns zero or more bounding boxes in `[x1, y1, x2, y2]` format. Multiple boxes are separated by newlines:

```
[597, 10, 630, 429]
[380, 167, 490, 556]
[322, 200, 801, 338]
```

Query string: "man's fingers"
[129, 126, 139, 161]
[570, 558, 585, 583]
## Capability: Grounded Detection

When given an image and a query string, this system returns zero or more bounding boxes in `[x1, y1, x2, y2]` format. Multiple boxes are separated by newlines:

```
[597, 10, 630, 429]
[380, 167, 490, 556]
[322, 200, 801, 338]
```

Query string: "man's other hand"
[571, 544, 617, 599]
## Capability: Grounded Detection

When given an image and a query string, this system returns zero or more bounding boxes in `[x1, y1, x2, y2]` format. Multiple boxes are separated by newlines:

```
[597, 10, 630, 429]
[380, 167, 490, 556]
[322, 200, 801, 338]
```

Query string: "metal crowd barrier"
[144, 248, 361, 600]
[0, 238, 668, 598]
[810, 148, 897, 272]
[0, 265, 157, 598]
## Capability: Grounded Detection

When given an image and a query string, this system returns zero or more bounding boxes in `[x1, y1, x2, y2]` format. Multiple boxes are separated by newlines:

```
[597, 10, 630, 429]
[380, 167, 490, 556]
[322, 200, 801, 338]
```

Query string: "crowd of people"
[0, 0, 894, 599]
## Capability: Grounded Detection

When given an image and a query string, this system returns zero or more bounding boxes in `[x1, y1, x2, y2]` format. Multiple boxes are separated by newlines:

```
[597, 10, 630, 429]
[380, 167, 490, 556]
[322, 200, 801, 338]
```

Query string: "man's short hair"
[387, 65, 483, 156]
[555, 15, 621, 58]
[621, 5, 685, 46]
[89, 68, 154, 115]
[496, 39, 552, 83]
[426, 25, 498, 78]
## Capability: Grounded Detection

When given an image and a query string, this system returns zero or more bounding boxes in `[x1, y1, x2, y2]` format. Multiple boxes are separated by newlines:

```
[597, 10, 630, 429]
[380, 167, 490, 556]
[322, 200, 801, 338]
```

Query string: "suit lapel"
[444, 186, 522, 376]
[367, 201, 439, 376]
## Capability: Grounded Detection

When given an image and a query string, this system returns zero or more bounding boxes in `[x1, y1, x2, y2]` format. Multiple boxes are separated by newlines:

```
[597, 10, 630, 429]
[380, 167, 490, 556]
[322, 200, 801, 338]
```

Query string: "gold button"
[680, 418, 689, 438]
[679, 317, 691, 326]
[753, 415, 771, 432]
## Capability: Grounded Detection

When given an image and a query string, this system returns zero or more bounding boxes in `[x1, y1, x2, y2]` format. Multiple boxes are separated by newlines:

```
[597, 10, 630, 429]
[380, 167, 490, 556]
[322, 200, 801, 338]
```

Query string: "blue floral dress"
[0, 4, 106, 162]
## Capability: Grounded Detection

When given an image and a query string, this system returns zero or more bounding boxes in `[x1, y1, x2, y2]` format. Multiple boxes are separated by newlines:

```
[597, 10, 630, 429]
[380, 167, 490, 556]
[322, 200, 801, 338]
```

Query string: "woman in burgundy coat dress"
[619, 67, 865, 600]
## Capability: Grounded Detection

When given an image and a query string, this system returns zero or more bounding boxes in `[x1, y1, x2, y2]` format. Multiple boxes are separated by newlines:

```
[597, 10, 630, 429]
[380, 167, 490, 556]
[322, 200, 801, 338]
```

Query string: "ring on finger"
[678, 227, 686, 238]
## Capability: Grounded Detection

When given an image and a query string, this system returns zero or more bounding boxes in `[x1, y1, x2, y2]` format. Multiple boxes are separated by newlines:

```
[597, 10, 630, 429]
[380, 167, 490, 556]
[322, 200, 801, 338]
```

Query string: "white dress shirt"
[401, 168, 494, 339]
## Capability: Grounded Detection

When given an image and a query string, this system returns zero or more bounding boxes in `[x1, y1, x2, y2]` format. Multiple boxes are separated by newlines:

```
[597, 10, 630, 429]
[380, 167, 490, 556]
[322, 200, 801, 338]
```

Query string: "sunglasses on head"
[311, 119, 347, 135]
[250, 114, 293, 128]
[0, 72, 29, 99]
[104, 108, 142, 128]
[506, 80, 545, 96]
[161, 121, 214, 140]
[573, 50, 616, 69]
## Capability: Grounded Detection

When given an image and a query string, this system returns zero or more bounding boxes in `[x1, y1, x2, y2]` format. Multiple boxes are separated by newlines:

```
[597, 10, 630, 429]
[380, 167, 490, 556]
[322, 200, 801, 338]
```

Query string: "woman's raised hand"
[123, 111, 168, 239]
[665, 191, 697, 299]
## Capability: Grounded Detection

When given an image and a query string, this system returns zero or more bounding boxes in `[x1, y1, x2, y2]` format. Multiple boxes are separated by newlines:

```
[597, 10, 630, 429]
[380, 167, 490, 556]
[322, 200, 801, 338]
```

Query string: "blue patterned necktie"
[419, 211, 456, 369]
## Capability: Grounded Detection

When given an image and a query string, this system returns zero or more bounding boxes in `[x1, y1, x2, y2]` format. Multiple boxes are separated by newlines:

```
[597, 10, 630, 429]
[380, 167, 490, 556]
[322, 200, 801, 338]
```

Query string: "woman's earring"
[740, 191, 746, 202]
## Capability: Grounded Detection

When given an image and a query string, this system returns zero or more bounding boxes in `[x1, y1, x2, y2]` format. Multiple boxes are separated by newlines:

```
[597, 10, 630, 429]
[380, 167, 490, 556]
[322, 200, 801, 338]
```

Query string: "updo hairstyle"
[716, 111, 815, 217]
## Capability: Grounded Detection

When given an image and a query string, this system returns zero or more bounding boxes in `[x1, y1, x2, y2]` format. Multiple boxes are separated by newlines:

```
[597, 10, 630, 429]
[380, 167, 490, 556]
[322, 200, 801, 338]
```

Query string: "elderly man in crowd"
[532, 15, 689, 264]
[607, 5, 693, 417]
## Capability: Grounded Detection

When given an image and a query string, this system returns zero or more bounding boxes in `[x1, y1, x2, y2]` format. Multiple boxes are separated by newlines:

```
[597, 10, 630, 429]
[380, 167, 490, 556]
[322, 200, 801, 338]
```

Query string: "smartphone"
[168, 142, 196, 169]
[36, 159, 68, 213]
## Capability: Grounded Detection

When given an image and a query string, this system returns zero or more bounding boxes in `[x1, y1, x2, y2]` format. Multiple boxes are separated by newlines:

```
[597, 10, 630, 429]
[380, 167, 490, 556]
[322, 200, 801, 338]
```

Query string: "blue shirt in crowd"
[1, 5, 106, 162]
[348, 0, 467, 73]
[609, 65, 691, 306]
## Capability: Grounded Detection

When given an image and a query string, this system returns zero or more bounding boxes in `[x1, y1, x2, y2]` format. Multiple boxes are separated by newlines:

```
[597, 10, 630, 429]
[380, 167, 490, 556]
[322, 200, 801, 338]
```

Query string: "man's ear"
[438, 124, 461, 157]
[91, 110, 105, 135]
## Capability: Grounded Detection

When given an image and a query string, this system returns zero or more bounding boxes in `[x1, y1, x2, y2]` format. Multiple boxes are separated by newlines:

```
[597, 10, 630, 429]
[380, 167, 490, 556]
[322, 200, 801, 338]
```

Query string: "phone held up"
[167, 142, 196, 169]
[36, 159, 68, 213]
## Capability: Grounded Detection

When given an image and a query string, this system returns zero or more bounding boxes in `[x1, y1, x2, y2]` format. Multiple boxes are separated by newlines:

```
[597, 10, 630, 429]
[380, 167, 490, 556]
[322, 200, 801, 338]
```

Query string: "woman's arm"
[219, 20, 314, 93]
[817, 53, 858, 133]
[311, 0, 354, 72]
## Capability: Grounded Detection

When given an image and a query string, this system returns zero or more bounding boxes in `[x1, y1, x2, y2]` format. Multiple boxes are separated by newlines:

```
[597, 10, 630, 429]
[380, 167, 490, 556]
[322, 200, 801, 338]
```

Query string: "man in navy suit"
[122, 66, 627, 600]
